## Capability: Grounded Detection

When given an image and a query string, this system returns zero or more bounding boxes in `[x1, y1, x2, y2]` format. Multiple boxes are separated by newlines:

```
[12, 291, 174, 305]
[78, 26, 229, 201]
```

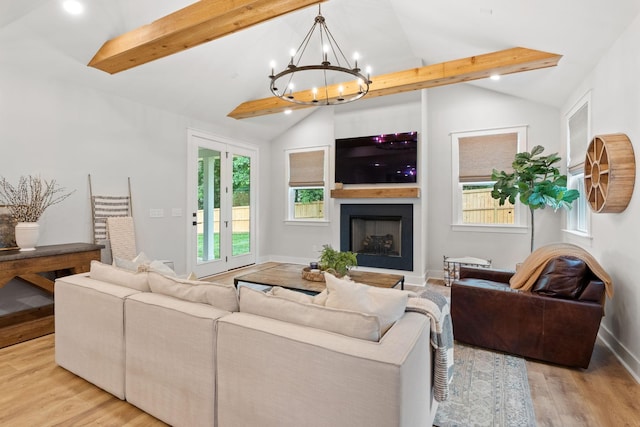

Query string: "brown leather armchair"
[451, 256, 607, 368]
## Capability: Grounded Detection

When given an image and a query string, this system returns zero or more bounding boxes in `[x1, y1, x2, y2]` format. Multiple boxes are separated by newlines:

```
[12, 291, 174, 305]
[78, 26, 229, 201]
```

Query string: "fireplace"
[340, 204, 413, 271]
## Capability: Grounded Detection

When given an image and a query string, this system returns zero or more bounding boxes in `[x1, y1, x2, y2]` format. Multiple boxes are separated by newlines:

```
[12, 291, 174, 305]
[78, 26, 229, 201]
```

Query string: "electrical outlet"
[149, 208, 164, 218]
[171, 208, 182, 217]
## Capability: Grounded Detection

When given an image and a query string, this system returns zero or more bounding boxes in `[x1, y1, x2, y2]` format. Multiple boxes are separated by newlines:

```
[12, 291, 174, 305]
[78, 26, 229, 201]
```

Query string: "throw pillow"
[147, 272, 239, 312]
[312, 289, 328, 306]
[89, 260, 150, 292]
[269, 286, 314, 303]
[268, 286, 329, 305]
[324, 272, 408, 334]
[114, 252, 177, 276]
[239, 286, 381, 341]
[532, 256, 589, 299]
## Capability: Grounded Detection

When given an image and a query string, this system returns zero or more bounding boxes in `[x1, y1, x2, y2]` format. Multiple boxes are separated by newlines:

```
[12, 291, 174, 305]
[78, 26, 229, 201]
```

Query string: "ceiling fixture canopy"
[269, 6, 371, 106]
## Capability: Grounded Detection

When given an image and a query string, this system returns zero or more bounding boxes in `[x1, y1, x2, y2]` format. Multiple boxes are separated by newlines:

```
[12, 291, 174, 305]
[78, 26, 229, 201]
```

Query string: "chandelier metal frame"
[269, 6, 371, 106]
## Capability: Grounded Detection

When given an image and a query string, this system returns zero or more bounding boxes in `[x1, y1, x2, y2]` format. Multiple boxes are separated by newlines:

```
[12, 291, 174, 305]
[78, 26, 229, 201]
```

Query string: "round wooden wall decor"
[584, 133, 635, 213]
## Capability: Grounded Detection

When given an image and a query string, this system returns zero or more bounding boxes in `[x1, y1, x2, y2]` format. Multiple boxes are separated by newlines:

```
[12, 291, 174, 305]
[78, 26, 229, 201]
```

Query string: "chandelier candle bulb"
[289, 49, 296, 66]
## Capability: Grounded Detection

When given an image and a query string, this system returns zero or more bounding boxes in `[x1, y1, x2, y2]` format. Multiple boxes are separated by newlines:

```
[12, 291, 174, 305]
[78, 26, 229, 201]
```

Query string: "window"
[286, 147, 329, 222]
[451, 126, 528, 231]
[566, 93, 591, 236]
[568, 171, 588, 233]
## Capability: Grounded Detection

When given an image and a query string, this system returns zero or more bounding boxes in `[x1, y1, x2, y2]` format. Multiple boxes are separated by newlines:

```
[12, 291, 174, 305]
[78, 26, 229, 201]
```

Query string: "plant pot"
[15, 222, 39, 251]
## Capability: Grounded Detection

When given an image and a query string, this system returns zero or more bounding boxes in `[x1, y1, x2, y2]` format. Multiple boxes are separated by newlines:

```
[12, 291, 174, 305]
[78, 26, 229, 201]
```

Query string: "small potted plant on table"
[302, 244, 358, 281]
[319, 244, 358, 277]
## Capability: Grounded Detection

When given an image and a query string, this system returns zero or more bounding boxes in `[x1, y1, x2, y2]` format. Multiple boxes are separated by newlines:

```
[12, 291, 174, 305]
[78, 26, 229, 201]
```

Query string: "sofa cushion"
[90, 260, 150, 292]
[532, 256, 589, 299]
[324, 273, 408, 334]
[239, 286, 381, 341]
[269, 286, 328, 306]
[148, 272, 239, 312]
[578, 280, 606, 302]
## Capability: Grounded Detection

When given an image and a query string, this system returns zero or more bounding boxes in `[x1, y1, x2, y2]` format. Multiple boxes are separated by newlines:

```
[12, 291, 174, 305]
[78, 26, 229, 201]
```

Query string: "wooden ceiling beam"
[88, 0, 326, 74]
[228, 47, 562, 119]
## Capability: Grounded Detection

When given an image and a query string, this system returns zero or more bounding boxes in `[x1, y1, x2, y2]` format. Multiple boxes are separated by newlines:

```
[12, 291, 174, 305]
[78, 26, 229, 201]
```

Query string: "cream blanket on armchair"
[509, 242, 613, 298]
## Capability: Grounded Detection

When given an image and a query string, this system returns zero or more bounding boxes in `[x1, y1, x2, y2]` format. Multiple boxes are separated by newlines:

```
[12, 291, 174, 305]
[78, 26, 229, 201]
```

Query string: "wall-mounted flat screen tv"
[335, 131, 418, 184]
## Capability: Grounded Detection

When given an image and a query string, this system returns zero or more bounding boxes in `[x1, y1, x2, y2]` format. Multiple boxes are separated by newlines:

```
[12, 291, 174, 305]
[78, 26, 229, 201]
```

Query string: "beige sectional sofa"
[54, 263, 438, 427]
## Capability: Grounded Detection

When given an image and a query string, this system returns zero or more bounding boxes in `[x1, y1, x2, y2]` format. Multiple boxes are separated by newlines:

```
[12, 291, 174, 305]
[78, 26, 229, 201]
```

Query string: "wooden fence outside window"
[462, 188, 514, 224]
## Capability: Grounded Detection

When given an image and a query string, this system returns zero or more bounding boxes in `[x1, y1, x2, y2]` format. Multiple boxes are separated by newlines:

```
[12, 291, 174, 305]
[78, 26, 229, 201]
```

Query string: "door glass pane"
[198, 147, 221, 262]
[232, 154, 251, 256]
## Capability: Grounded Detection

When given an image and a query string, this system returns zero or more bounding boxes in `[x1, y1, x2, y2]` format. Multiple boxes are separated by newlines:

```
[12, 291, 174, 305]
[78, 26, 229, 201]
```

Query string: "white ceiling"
[1, 0, 639, 141]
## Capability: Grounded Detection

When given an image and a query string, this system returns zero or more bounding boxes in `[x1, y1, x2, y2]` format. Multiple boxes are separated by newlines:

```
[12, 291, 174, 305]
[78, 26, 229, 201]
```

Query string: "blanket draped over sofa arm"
[406, 289, 454, 402]
[509, 242, 613, 298]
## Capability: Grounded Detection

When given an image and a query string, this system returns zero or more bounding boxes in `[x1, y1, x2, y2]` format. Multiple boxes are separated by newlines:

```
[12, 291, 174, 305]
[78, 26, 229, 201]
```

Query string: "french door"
[187, 130, 256, 277]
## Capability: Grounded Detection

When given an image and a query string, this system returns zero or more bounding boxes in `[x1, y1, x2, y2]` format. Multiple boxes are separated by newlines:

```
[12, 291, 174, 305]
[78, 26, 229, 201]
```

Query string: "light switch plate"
[149, 208, 164, 218]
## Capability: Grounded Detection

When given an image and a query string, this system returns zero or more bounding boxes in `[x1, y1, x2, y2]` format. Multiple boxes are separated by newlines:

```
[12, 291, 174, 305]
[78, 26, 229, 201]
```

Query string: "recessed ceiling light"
[284, 109, 292, 115]
[490, 74, 501, 81]
[63, 0, 84, 15]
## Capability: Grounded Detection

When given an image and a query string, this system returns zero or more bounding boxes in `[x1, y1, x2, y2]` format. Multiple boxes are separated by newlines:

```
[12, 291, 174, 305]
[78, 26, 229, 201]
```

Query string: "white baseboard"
[598, 325, 640, 384]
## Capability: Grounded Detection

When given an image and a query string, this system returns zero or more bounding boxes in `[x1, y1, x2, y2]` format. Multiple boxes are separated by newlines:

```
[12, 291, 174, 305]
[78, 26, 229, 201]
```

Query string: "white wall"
[426, 83, 562, 272]
[263, 107, 336, 266]
[0, 66, 265, 274]
[561, 12, 640, 380]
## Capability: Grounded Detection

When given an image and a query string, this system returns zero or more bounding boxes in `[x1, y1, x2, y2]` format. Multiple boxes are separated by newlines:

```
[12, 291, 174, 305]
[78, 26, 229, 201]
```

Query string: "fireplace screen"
[341, 203, 413, 271]
[351, 217, 401, 257]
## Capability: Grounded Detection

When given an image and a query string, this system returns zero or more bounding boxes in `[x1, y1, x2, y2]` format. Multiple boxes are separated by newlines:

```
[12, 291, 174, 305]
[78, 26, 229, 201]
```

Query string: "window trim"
[451, 126, 528, 232]
[564, 91, 592, 239]
[284, 146, 330, 223]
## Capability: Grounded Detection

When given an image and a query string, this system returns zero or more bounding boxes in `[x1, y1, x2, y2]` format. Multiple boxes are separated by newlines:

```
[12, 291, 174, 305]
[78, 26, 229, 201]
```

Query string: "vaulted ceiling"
[1, 0, 639, 141]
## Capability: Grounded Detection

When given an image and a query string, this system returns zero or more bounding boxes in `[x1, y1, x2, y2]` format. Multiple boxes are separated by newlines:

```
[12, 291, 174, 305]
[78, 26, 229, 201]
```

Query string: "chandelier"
[269, 6, 371, 106]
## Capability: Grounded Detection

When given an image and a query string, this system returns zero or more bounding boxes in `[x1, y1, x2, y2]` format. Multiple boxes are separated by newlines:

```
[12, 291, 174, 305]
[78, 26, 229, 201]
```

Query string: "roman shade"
[459, 133, 517, 182]
[288, 150, 325, 187]
[568, 103, 589, 171]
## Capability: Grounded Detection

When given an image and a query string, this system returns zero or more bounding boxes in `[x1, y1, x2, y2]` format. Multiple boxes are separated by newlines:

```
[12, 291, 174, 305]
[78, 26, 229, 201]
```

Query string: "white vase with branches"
[0, 175, 74, 251]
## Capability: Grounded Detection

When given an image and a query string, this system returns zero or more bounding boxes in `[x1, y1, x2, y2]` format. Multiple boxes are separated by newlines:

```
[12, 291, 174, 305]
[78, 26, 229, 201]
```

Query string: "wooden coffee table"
[233, 263, 404, 294]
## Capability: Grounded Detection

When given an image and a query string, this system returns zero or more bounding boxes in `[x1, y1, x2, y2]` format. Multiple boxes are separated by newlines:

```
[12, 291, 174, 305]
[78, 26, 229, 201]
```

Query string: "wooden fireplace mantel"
[330, 187, 420, 199]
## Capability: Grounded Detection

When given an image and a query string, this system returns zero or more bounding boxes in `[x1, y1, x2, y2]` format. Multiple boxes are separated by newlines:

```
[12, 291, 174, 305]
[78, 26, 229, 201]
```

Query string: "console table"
[0, 242, 103, 293]
[0, 243, 103, 348]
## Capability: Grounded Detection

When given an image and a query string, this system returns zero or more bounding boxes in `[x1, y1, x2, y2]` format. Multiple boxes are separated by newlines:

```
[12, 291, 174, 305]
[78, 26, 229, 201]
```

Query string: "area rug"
[433, 342, 536, 427]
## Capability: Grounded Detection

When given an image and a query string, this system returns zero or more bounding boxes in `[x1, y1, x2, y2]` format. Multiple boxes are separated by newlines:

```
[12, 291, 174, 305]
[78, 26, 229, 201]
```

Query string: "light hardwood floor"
[1, 263, 638, 426]
[0, 334, 166, 426]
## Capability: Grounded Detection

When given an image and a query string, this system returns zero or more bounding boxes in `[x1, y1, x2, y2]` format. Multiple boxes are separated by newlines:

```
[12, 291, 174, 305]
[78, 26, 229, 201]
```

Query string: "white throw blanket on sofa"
[406, 290, 454, 402]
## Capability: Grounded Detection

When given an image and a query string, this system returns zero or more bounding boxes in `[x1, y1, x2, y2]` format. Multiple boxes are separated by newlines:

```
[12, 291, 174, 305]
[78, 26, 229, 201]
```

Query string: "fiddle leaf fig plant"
[491, 145, 580, 252]
[318, 244, 358, 277]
